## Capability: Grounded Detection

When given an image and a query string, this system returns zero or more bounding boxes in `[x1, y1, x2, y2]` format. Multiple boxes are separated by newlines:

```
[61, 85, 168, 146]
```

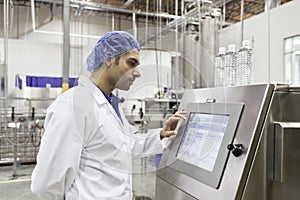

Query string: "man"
[31, 31, 185, 199]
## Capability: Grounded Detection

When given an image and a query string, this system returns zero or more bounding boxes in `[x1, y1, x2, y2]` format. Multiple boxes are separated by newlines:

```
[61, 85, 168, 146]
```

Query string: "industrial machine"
[0, 97, 49, 178]
[156, 84, 300, 200]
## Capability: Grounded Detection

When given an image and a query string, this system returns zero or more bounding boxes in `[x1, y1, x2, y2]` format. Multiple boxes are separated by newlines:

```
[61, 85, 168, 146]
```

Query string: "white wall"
[0, 37, 94, 96]
[219, 0, 300, 83]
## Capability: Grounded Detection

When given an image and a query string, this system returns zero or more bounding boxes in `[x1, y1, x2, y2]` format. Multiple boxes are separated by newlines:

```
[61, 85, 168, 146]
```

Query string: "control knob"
[227, 144, 244, 157]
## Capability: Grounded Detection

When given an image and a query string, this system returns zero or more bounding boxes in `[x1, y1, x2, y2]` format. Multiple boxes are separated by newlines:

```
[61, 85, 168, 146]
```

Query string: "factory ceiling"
[6, 0, 293, 26]
[88, 0, 293, 25]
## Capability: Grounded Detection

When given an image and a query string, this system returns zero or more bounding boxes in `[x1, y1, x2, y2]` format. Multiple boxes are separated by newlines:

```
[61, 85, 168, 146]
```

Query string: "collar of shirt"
[94, 84, 111, 103]
[93, 83, 123, 124]
[100, 89, 112, 103]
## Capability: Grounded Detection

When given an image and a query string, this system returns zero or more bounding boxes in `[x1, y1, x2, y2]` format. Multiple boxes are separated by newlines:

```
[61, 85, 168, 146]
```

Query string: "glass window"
[295, 53, 300, 85]
[284, 35, 300, 85]
[285, 38, 293, 53]
[284, 54, 292, 84]
[294, 36, 300, 51]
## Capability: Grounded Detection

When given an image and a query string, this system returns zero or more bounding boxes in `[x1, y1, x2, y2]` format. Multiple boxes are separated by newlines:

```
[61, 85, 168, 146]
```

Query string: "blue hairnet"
[86, 31, 141, 72]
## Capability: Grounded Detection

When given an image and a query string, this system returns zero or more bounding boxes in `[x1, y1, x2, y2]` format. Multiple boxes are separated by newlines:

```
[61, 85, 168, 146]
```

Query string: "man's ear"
[104, 58, 113, 68]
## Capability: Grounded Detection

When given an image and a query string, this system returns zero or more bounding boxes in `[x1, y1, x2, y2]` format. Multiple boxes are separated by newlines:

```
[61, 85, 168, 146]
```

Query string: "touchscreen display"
[176, 112, 230, 172]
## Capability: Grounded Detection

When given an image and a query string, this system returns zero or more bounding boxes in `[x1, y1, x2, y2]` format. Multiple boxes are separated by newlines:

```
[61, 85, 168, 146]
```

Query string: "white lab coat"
[31, 76, 165, 200]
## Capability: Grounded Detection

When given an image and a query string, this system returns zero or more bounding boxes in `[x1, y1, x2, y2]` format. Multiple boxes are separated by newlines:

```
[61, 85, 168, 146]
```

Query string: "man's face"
[113, 49, 141, 91]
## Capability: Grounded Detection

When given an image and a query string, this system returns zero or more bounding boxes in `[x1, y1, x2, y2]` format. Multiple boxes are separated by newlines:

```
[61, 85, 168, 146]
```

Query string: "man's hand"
[160, 111, 187, 139]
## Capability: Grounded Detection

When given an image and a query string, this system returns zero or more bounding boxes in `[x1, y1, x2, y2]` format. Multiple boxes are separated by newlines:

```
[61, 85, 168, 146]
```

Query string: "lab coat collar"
[78, 76, 124, 127]
[78, 76, 107, 105]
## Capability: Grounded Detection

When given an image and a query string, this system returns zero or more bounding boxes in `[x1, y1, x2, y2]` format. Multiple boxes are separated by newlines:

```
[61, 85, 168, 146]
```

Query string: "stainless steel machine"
[156, 84, 300, 200]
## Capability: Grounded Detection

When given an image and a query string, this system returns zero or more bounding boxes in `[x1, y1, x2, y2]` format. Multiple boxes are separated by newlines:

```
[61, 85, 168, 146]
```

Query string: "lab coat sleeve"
[31, 99, 83, 199]
[127, 124, 167, 157]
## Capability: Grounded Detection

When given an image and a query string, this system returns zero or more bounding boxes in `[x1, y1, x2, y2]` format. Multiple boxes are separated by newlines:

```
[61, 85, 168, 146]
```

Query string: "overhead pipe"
[180, 0, 186, 89]
[265, 0, 280, 11]
[30, 0, 179, 39]
[174, 0, 179, 90]
[164, 0, 212, 30]
[71, 0, 180, 19]
[140, 1, 213, 46]
[33, 0, 222, 32]
[34, 0, 181, 19]
[132, 3, 137, 39]
[62, 0, 70, 92]
[197, 0, 202, 88]
[9, 0, 14, 38]
[174, 0, 180, 108]
[3, 0, 9, 130]
[222, 0, 226, 27]
[156, 0, 163, 92]
[30, 0, 99, 38]
[144, 0, 149, 48]
[30, 0, 36, 30]
[240, 0, 244, 47]
[123, 0, 134, 8]
[111, 13, 115, 31]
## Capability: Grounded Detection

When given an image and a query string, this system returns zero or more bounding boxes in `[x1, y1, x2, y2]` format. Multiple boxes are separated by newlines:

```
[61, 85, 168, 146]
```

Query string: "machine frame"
[168, 102, 244, 188]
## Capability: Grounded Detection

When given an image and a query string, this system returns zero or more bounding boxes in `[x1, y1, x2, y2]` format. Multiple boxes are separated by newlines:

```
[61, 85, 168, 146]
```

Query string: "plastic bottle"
[224, 44, 237, 86]
[214, 47, 226, 87]
[237, 40, 253, 85]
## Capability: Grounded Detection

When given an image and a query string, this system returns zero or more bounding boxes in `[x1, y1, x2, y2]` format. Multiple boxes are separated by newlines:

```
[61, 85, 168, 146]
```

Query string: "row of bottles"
[214, 40, 253, 87]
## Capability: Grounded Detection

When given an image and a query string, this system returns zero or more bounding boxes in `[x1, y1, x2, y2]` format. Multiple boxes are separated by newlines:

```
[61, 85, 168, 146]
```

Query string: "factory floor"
[0, 156, 158, 200]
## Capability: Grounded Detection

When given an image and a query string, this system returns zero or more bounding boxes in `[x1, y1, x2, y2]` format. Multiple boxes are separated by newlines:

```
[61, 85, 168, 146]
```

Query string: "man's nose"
[133, 69, 141, 78]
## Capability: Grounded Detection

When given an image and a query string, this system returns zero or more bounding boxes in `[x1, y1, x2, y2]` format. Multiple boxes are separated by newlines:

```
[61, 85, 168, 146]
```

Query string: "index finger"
[173, 111, 187, 119]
